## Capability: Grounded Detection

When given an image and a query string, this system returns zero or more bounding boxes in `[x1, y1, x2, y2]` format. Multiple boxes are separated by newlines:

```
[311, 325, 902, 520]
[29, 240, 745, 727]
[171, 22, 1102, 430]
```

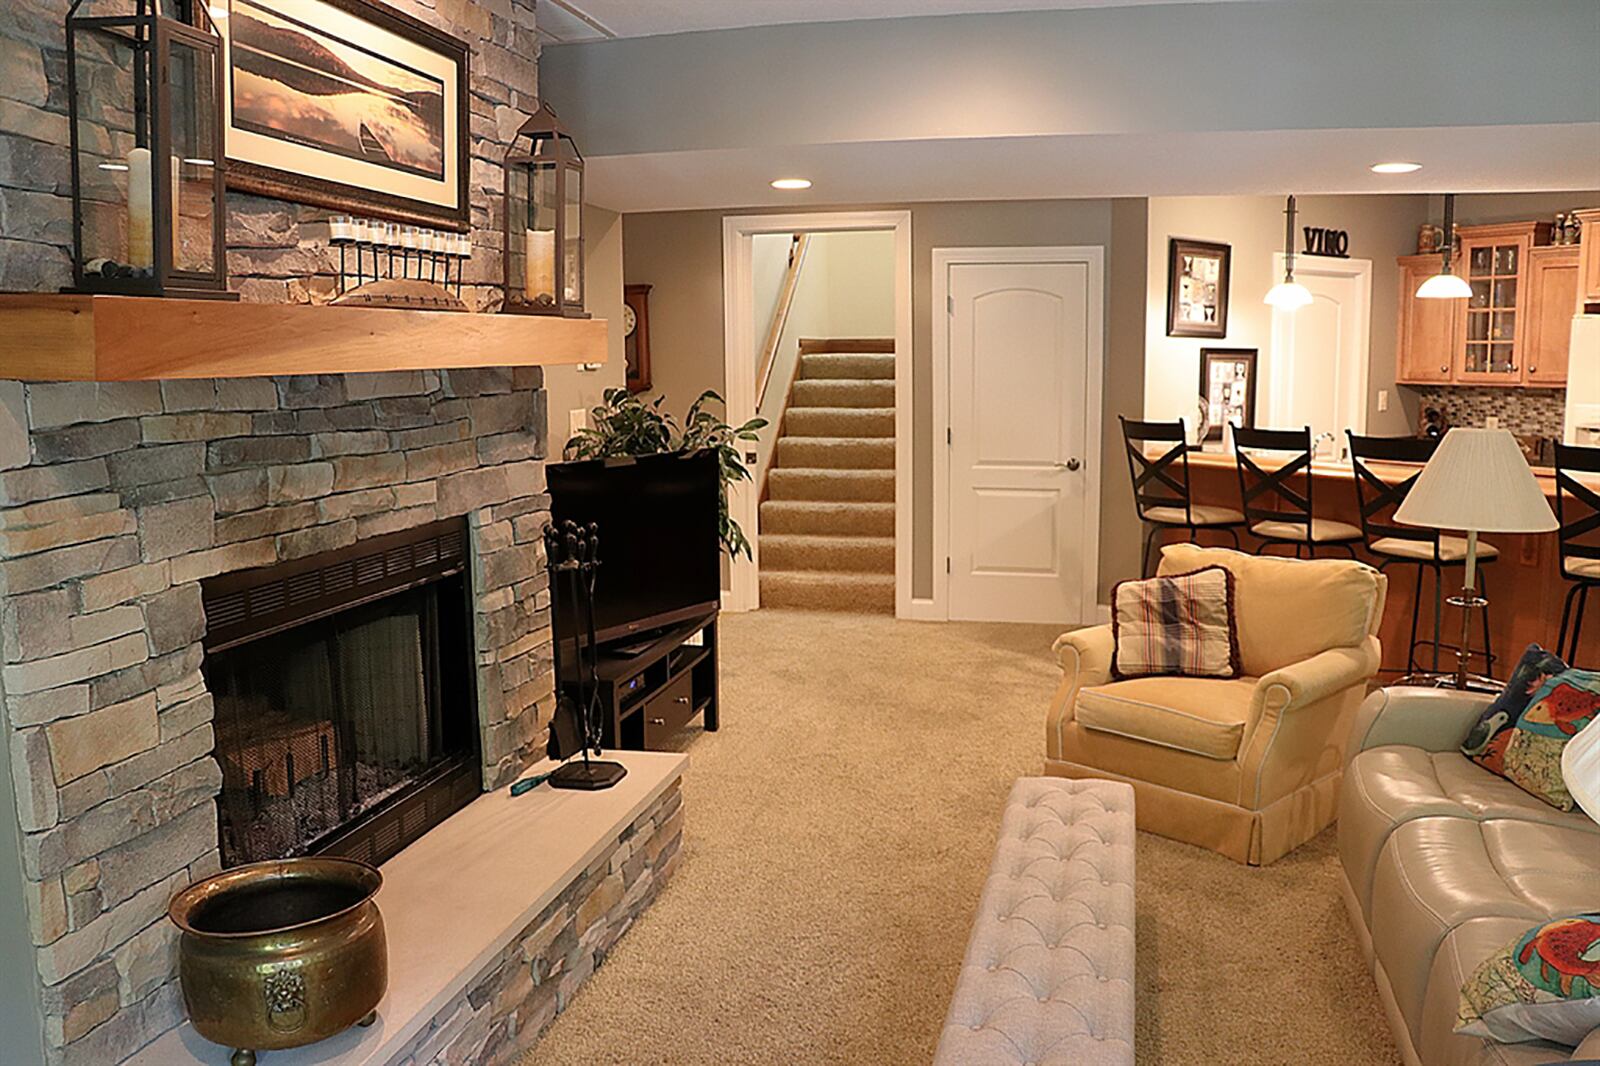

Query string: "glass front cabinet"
[1453, 223, 1538, 384]
[1395, 220, 1572, 388]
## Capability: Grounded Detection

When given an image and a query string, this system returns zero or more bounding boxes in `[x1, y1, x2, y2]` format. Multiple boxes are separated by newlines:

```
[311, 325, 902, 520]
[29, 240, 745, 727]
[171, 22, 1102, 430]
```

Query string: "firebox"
[201, 518, 480, 869]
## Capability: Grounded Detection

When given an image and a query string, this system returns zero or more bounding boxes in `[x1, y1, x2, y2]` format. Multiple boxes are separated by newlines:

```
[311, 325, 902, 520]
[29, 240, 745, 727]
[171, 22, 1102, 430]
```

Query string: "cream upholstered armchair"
[1046, 544, 1387, 865]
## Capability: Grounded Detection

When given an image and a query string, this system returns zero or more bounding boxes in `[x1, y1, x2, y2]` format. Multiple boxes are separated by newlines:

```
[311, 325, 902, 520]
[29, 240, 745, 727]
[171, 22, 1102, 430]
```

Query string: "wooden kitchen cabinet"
[1395, 254, 1458, 385]
[1453, 223, 1538, 385]
[1577, 209, 1600, 310]
[1523, 245, 1580, 386]
[1393, 219, 1583, 388]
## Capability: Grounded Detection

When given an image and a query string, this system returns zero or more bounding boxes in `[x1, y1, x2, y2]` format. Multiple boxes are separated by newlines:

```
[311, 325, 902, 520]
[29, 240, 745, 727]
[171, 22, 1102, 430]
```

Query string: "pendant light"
[1416, 193, 1472, 299]
[1264, 195, 1313, 310]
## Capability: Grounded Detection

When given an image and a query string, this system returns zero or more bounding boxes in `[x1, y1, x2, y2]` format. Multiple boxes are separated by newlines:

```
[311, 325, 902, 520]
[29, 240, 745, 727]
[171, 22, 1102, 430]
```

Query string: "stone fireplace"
[0, 370, 558, 1064]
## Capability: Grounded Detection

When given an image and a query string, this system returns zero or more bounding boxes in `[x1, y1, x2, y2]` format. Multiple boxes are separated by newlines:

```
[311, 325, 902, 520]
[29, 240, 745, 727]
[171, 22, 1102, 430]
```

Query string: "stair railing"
[755, 233, 811, 408]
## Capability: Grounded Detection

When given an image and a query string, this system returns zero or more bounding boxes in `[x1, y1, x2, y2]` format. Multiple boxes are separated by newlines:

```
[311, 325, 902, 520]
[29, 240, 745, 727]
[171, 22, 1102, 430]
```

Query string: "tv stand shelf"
[567, 609, 719, 751]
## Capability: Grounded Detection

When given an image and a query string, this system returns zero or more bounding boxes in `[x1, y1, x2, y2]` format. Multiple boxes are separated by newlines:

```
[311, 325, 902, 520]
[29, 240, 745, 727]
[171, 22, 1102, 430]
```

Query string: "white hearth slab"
[130, 750, 688, 1066]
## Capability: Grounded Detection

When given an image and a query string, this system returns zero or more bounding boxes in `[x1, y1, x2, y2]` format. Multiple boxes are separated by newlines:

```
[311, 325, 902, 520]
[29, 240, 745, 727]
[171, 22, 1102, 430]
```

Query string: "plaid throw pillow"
[1110, 566, 1240, 680]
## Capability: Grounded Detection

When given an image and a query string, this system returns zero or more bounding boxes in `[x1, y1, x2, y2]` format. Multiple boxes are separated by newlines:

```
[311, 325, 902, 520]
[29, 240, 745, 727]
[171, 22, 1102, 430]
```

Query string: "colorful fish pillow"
[1458, 913, 1600, 1045]
[1494, 668, 1600, 810]
[1464, 644, 1568, 775]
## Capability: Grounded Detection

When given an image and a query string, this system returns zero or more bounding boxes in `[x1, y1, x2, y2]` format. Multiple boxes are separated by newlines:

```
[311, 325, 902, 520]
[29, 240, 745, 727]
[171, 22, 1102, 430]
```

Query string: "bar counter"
[1168, 449, 1577, 673]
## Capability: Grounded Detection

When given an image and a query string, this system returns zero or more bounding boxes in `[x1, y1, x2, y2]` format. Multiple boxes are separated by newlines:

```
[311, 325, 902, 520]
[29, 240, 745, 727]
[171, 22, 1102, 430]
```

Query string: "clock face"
[623, 304, 638, 336]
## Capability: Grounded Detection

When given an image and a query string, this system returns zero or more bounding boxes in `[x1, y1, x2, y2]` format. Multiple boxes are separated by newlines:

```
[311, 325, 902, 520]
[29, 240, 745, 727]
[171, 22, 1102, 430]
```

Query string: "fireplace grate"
[203, 519, 467, 652]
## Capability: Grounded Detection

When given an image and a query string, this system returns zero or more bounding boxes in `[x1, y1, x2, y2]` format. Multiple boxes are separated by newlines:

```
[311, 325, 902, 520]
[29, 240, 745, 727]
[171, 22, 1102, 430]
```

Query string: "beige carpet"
[519, 610, 1400, 1066]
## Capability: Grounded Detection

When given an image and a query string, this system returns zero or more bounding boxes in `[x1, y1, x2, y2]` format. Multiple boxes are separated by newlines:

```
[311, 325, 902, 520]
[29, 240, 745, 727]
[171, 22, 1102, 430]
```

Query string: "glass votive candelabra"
[328, 216, 472, 295]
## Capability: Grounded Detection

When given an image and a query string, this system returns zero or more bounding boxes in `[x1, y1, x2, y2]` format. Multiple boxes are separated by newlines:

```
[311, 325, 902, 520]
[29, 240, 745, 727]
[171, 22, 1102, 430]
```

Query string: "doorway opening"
[720, 211, 913, 614]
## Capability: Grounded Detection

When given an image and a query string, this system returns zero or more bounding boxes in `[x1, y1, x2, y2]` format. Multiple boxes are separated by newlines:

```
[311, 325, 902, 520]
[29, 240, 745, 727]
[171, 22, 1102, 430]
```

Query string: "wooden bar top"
[1170, 446, 1561, 498]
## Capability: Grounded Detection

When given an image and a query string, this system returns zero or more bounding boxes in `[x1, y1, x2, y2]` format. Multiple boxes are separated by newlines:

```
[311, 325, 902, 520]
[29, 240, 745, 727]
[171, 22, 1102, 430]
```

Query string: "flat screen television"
[547, 450, 721, 646]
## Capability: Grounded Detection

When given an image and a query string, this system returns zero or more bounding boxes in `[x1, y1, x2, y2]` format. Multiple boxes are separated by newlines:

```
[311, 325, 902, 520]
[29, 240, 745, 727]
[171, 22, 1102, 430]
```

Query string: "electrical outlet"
[1486, 416, 1500, 430]
[568, 408, 588, 437]
[1377, 389, 1390, 413]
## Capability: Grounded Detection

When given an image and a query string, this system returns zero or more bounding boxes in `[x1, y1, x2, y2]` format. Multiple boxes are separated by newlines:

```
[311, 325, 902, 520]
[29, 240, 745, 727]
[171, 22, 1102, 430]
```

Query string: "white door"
[946, 257, 1094, 623]
[1269, 255, 1372, 459]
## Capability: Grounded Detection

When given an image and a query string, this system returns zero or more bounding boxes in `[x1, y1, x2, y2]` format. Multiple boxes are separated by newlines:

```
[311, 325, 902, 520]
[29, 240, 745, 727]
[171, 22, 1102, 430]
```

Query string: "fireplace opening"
[201, 519, 480, 869]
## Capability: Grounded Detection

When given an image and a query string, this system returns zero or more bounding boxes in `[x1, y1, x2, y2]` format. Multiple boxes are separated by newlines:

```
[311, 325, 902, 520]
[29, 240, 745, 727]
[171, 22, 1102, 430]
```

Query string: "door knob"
[1056, 458, 1082, 472]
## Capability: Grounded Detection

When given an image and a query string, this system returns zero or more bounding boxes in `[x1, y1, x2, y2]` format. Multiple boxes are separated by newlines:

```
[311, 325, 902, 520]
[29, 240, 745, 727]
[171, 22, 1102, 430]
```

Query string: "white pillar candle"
[329, 217, 354, 242]
[126, 146, 152, 269]
[169, 154, 182, 266]
[524, 228, 554, 303]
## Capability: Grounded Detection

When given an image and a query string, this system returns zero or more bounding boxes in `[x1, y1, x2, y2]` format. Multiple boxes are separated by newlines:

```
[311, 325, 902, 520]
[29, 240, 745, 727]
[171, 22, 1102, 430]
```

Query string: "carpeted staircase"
[760, 341, 895, 612]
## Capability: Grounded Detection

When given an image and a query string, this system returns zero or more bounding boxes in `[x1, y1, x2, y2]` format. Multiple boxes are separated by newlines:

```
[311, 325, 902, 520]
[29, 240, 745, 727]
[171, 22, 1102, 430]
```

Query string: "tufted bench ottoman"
[934, 777, 1136, 1066]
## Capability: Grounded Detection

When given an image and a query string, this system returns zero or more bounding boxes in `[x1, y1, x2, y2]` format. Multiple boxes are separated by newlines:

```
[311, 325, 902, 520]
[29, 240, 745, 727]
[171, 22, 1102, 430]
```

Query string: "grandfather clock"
[624, 283, 652, 393]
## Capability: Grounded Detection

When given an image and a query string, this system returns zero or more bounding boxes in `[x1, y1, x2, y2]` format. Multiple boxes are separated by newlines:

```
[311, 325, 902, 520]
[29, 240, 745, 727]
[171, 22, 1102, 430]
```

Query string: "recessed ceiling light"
[1371, 162, 1422, 174]
[770, 178, 812, 190]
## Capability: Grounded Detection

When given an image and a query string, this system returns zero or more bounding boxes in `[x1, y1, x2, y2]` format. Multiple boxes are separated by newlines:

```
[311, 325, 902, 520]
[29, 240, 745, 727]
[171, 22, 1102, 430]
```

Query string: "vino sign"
[1303, 226, 1350, 258]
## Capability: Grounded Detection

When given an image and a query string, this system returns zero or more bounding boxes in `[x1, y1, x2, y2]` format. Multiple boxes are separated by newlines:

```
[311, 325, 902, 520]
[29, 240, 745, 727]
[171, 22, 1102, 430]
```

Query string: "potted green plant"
[564, 389, 767, 560]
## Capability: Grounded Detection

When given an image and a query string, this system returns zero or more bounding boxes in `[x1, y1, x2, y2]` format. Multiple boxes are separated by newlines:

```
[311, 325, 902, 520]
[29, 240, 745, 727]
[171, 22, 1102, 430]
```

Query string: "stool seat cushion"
[1251, 517, 1363, 543]
[1371, 536, 1501, 564]
[1565, 557, 1600, 580]
[1142, 504, 1245, 527]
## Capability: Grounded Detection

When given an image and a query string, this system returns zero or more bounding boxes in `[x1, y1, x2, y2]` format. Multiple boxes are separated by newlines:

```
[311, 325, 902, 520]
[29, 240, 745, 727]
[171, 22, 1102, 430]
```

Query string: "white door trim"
[720, 210, 913, 614]
[1269, 252, 1373, 446]
[929, 245, 1105, 624]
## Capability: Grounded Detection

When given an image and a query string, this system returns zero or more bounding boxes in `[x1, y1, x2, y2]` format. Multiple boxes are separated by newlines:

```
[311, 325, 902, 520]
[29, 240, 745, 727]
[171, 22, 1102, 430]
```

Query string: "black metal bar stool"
[1555, 442, 1600, 664]
[1233, 426, 1362, 558]
[1348, 431, 1497, 678]
[1119, 416, 1245, 577]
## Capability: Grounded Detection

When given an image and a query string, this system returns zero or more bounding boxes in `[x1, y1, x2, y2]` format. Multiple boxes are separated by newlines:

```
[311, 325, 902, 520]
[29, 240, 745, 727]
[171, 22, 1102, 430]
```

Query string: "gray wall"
[624, 198, 1148, 605]
[543, 1, 1600, 158]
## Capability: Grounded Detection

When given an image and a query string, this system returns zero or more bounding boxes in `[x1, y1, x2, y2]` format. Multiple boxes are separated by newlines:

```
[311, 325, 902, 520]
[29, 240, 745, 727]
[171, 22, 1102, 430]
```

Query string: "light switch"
[568, 408, 588, 437]
[1377, 389, 1389, 413]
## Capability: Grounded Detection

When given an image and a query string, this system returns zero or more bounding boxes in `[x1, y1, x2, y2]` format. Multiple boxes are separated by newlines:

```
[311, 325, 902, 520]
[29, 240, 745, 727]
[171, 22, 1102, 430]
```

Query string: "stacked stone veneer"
[0, 370, 558, 1065]
[1, 0, 538, 307]
[1, 1, 560, 1062]
[392, 779, 684, 1066]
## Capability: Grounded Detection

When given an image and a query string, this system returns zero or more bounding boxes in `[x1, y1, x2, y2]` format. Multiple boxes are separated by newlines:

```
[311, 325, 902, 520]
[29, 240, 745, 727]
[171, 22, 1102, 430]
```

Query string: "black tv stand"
[565, 609, 719, 751]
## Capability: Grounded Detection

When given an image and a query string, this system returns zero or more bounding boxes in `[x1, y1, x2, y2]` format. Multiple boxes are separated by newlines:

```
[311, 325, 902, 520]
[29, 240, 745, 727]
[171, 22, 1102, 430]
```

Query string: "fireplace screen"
[203, 520, 479, 868]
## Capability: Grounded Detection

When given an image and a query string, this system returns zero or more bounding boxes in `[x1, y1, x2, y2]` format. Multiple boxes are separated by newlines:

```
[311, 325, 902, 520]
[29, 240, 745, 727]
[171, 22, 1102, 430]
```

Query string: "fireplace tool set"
[540, 520, 628, 791]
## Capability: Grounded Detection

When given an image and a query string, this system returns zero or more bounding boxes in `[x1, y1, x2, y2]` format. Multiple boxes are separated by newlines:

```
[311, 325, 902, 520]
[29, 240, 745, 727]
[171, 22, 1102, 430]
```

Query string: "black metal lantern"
[65, 0, 233, 299]
[503, 103, 586, 317]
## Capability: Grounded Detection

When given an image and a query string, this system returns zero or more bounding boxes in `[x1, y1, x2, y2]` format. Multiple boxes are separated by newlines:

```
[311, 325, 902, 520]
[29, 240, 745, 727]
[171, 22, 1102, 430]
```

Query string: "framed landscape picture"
[1198, 347, 1257, 442]
[1167, 238, 1231, 338]
[219, 0, 470, 230]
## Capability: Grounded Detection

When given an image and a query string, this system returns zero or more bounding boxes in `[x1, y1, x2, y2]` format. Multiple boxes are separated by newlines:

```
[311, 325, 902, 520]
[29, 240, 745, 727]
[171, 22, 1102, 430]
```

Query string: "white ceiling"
[542, 0, 1249, 41]
[583, 125, 1600, 214]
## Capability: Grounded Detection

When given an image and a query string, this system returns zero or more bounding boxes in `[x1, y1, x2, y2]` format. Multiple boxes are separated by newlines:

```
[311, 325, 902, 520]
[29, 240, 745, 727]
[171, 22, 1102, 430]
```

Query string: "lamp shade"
[1564, 714, 1600, 828]
[1416, 272, 1472, 299]
[1264, 281, 1313, 309]
[1393, 428, 1558, 534]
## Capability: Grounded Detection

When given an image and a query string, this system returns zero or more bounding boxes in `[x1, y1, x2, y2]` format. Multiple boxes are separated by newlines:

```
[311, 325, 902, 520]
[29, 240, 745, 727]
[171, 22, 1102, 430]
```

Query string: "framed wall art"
[1198, 347, 1257, 442]
[218, 0, 470, 230]
[1166, 238, 1231, 338]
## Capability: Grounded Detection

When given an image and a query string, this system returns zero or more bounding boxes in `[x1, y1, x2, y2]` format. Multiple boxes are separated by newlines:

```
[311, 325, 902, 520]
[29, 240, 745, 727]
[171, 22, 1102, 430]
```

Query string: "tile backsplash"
[1406, 385, 1566, 439]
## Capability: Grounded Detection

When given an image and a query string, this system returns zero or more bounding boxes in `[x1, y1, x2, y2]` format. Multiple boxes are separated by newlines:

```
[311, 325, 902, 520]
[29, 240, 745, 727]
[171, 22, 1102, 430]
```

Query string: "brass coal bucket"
[168, 857, 387, 1066]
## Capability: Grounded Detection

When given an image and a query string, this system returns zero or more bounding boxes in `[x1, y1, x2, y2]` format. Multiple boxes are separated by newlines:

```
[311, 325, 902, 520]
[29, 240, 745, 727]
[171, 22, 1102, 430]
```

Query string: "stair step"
[761, 500, 895, 536]
[791, 379, 894, 408]
[775, 436, 894, 470]
[762, 534, 893, 573]
[784, 406, 894, 438]
[767, 467, 894, 503]
[760, 570, 894, 613]
[799, 352, 895, 381]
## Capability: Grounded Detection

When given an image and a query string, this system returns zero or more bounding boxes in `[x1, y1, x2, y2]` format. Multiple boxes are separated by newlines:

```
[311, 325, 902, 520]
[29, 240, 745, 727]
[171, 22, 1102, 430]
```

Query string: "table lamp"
[1394, 428, 1558, 689]
[1566, 715, 1600, 828]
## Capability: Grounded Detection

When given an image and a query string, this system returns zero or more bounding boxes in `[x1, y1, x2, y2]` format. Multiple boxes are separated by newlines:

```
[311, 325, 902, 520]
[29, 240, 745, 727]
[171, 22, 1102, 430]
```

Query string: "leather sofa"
[1047, 543, 1387, 865]
[1339, 686, 1600, 1066]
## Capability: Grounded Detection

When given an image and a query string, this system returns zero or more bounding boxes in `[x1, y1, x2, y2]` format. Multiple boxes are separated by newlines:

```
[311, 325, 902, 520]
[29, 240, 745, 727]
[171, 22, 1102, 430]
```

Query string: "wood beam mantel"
[0, 295, 607, 380]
